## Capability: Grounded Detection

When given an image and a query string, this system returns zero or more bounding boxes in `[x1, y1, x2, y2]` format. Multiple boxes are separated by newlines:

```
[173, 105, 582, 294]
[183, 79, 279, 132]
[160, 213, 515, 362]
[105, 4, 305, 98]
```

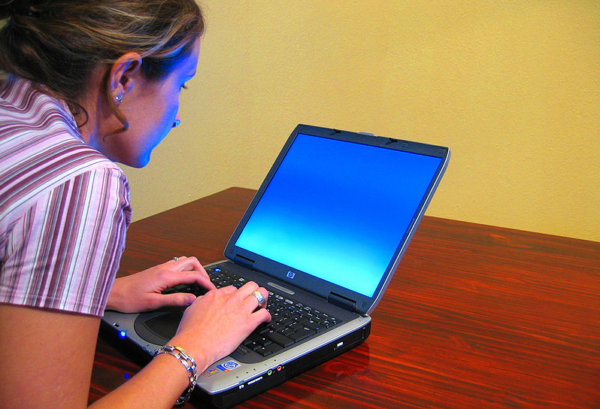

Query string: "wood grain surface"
[90, 187, 600, 408]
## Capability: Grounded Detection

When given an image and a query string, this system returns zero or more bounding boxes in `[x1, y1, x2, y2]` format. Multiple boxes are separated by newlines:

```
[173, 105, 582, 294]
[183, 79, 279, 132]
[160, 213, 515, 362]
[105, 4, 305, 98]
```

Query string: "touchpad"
[134, 311, 183, 345]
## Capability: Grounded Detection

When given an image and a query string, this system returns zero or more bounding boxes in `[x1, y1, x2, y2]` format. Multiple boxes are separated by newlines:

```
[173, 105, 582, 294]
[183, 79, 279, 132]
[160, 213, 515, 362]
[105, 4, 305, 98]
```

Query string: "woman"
[0, 1, 271, 407]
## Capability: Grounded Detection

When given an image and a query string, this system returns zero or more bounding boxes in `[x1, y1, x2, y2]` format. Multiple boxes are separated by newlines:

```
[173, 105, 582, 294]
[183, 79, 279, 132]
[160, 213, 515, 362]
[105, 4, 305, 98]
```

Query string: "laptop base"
[100, 319, 371, 408]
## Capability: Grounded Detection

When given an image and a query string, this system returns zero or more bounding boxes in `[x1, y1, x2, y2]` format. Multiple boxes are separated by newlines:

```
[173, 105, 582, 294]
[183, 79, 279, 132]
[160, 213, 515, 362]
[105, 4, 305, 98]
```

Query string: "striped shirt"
[0, 77, 132, 317]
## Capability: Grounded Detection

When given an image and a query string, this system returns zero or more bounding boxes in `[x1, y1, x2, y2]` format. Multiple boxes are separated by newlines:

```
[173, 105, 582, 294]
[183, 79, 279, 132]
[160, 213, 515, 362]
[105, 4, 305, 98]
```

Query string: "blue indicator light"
[118, 330, 127, 339]
[214, 268, 221, 273]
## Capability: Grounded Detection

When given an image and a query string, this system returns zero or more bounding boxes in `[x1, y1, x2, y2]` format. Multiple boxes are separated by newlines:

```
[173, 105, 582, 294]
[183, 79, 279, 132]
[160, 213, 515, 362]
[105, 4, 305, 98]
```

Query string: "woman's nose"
[173, 113, 181, 128]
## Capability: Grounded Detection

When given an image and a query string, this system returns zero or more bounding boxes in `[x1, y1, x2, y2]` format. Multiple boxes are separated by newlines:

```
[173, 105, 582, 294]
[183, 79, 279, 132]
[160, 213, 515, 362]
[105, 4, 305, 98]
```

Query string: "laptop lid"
[224, 124, 450, 315]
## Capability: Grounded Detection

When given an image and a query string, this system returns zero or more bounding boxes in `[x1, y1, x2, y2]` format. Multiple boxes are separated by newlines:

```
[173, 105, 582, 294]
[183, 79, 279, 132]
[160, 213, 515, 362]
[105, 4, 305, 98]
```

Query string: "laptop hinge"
[233, 254, 255, 269]
[328, 292, 357, 313]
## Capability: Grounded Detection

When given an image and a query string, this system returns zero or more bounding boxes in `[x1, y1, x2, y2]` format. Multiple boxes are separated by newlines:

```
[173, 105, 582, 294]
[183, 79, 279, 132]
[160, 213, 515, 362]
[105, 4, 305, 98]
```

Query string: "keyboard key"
[281, 328, 295, 337]
[289, 327, 316, 343]
[265, 331, 294, 348]
[254, 346, 273, 356]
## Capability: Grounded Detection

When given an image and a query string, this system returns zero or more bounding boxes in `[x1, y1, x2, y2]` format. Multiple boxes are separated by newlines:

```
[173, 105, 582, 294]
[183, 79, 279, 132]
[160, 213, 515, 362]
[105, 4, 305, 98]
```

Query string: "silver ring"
[173, 257, 179, 261]
[252, 291, 266, 308]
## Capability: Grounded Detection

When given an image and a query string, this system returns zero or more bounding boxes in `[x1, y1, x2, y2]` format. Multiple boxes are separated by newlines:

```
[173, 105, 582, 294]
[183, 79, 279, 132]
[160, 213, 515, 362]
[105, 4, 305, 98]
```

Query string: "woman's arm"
[0, 305, 102, 408]
[0, 281, 270, 409]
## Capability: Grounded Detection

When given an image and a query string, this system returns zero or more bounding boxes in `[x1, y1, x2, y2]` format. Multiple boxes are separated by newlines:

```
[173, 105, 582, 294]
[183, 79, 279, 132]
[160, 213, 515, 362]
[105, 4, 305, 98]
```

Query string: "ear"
[109, 52, 143, 102]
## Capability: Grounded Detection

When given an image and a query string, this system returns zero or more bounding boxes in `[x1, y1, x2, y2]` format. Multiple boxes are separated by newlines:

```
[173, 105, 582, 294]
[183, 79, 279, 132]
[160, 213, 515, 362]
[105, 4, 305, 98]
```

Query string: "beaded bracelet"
[154, 345, 199, 406]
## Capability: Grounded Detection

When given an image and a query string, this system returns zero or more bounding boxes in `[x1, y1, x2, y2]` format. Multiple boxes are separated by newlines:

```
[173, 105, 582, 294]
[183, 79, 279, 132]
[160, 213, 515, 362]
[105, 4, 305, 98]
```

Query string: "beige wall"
[122, 1, 600, 243]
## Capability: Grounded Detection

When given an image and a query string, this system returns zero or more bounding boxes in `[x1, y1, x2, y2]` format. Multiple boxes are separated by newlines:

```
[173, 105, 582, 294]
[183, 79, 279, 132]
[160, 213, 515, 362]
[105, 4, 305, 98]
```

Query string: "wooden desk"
[90, 187, 600, 408]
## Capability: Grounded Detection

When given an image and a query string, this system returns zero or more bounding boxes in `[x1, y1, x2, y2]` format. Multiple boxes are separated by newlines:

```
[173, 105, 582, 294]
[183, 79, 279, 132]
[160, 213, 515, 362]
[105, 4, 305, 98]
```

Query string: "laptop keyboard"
[163, 266, 339, 357]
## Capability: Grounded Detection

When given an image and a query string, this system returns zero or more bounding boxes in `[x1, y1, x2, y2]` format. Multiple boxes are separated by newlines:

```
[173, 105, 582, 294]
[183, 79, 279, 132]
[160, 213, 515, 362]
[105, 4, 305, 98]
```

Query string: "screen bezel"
[224, 124, 450, 315]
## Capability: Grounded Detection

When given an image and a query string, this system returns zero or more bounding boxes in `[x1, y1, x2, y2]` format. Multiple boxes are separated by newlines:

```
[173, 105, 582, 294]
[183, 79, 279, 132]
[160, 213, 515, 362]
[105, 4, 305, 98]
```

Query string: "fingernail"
[186, 295, 196, 305]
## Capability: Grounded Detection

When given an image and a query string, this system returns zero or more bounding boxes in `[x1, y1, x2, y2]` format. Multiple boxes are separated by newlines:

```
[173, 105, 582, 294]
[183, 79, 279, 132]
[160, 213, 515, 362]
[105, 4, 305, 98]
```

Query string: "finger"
[246, 288, 269, 310]
[161, 270, 215, 292]
[172, 256, 203, 272]
[251, 307, 272, 324]
[149, 292, 197, 310]
[236, 281, 260, 298]
[256, 288, 269, 307]
[170, 258, 216, 290]
[217, 285, 238, 295]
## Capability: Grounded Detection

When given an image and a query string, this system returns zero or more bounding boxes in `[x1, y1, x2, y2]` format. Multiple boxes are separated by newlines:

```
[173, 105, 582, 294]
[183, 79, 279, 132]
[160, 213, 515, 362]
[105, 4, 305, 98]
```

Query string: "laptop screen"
[234, 132, 443, 298]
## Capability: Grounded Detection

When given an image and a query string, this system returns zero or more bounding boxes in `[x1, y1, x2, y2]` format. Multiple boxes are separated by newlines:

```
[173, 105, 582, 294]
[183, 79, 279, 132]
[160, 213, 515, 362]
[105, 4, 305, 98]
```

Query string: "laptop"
[101, 124, 450, 408]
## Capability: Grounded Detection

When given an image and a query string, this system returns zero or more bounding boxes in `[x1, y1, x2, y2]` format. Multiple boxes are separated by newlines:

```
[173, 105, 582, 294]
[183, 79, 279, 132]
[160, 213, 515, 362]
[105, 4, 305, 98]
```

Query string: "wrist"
[168, 336, 212, 374]
[106, 278, 126, 311]
[154, 345, 198, 406]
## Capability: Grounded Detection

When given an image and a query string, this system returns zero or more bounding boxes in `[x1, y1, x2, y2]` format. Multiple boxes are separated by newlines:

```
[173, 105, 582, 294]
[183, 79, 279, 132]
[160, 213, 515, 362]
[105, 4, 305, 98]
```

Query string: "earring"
[172, 119, 181, 128]
[115, 95, 122, 104]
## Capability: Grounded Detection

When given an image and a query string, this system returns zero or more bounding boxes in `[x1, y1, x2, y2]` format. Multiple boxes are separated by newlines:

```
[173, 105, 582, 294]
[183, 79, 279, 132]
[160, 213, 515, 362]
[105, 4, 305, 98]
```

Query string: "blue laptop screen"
[235, 133, 442, 298]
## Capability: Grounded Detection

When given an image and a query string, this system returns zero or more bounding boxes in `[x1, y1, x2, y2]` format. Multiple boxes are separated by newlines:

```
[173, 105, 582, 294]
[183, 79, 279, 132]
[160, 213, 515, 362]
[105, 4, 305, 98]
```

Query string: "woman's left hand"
[106, 256, 216, 313]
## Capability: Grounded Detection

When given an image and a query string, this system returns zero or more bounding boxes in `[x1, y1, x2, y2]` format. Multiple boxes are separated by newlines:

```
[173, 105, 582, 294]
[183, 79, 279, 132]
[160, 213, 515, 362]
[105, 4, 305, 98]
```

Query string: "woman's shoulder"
[0, 79, 129, 216]
[1, 76, 125, 178]
[1, 76, 81, 138]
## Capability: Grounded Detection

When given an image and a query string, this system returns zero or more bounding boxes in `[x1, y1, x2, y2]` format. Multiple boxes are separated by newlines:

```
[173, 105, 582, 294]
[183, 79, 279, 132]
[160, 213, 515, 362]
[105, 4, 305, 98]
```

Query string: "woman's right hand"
[169, 281, 271, 371]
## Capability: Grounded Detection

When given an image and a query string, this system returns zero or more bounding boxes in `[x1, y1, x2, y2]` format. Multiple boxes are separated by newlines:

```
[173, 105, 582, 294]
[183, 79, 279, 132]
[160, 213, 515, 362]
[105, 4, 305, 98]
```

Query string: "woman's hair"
[0, 0, 204, 129]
